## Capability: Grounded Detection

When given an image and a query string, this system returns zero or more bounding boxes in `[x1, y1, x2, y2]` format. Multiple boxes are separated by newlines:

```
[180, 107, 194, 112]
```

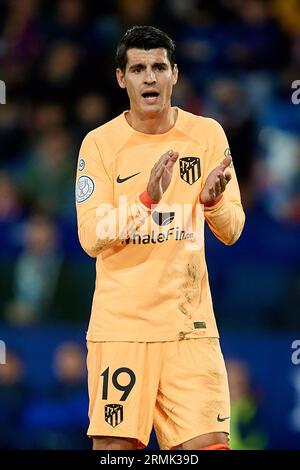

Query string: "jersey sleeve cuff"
[201, 194, 223, 208]
[139, 191, 158, 210]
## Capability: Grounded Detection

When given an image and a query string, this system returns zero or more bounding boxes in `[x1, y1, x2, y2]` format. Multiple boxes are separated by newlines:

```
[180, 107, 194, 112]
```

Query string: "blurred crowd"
[0, 340, 89, 449]
[0, 0, 299, 450]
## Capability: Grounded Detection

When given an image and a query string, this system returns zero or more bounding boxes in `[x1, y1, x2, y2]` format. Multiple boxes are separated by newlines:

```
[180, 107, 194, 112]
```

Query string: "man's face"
[116, 48, 178, 115]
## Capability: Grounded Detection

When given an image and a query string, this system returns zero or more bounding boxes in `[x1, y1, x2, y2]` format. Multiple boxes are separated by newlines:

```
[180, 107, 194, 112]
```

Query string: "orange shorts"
[87, 337, 230, 450]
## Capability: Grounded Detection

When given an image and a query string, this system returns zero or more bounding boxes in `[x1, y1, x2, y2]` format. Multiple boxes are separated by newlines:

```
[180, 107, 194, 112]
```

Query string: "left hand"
[200, 156, 232, 204]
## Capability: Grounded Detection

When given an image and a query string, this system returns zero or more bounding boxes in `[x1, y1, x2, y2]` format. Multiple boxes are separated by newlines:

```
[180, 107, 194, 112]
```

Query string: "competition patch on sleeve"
[76, 176, 95, 203]
[78, 159, 85, 171]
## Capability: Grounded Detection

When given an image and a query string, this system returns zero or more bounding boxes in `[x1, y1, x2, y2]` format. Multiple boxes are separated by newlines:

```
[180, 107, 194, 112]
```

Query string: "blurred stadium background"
[0, 0, 300, 450]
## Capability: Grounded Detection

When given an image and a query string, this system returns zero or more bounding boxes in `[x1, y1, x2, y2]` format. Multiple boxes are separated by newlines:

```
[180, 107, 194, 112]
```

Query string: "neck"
[125, 106, 177, 134]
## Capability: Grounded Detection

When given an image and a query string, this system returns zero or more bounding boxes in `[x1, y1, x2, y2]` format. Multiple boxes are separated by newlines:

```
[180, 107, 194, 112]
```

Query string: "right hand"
[147, 149, 179, 201]
[199, 156, 232, 204]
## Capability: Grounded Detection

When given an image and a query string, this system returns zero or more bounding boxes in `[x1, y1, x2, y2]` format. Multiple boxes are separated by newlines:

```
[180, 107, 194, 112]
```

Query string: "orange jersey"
[76, 107, 245, 341]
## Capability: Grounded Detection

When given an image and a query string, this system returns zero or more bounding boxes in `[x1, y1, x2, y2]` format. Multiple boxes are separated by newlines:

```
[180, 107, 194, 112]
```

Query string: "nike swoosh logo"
[117, 172, 141, 183]
[217, 414, 230, 422]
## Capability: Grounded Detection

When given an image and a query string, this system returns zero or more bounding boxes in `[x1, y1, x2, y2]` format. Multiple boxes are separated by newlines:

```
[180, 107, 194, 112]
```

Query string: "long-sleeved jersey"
[76, 107, 245, 342]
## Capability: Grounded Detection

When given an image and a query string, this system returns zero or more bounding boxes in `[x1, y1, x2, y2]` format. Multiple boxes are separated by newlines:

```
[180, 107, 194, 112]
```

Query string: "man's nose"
[144, 69, 156, 83]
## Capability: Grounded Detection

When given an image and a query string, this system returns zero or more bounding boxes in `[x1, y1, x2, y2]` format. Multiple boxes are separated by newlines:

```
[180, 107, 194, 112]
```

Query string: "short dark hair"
[116, 25, 176, 72]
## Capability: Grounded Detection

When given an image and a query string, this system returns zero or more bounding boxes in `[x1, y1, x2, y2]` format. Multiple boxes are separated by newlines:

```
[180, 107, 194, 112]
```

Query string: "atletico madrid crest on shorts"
[105, 404, 124, 427]
[179, 157, 201, 185]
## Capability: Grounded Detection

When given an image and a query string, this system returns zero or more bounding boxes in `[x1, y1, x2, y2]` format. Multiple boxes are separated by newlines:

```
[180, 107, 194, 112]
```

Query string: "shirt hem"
[86, 330, 220, 342]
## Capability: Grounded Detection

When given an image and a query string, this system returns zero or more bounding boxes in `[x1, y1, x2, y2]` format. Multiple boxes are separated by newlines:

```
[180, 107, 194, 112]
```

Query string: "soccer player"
[76, 25, 245, 451]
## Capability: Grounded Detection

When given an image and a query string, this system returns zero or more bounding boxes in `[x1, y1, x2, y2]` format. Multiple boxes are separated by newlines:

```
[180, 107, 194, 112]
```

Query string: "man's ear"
[116, 68, 126, 89]
[172, 64, 178, 85]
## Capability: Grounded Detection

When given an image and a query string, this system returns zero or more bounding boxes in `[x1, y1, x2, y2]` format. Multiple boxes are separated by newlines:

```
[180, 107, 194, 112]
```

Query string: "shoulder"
[79, 113, 133, 169]
[178, 109, 224, 144]
[86, 113, 126, 141]
[178, 108, 224, 136]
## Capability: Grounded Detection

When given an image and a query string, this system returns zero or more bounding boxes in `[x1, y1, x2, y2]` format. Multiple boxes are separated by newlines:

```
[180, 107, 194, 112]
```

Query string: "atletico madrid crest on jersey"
[179, 157, 201, 185]
[105, 404, 123, 427]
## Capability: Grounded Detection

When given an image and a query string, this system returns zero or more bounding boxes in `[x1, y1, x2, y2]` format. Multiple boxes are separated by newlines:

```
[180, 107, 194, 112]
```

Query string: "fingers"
[168, 151, 179, 162]
[219, 156, 232, 171]
[165, 151, 179, 170]
[147, 150, 176, 201]
[216, 168, 232, 192]
[225, 171, 231, 183]
[209, 172, 231, 200]
[156, 162, 166, 179]
[212, 173, 224, 195]
[218, 173, 228, 192]
[201, 158, 233, 203]
[209, 186, 216, 200]
[151, 151, 170, 177]
[159, 149, 178, 166]
[152, 149, 179, 176]
[214, 176, 221, 196]
[160, 149, 174, 165]
[153, 150, 173, 174]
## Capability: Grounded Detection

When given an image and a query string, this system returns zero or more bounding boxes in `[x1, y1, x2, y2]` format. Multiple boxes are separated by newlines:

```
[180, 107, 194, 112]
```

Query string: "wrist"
[139, 190, 159, 209]
[200, 194, 223, 207]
